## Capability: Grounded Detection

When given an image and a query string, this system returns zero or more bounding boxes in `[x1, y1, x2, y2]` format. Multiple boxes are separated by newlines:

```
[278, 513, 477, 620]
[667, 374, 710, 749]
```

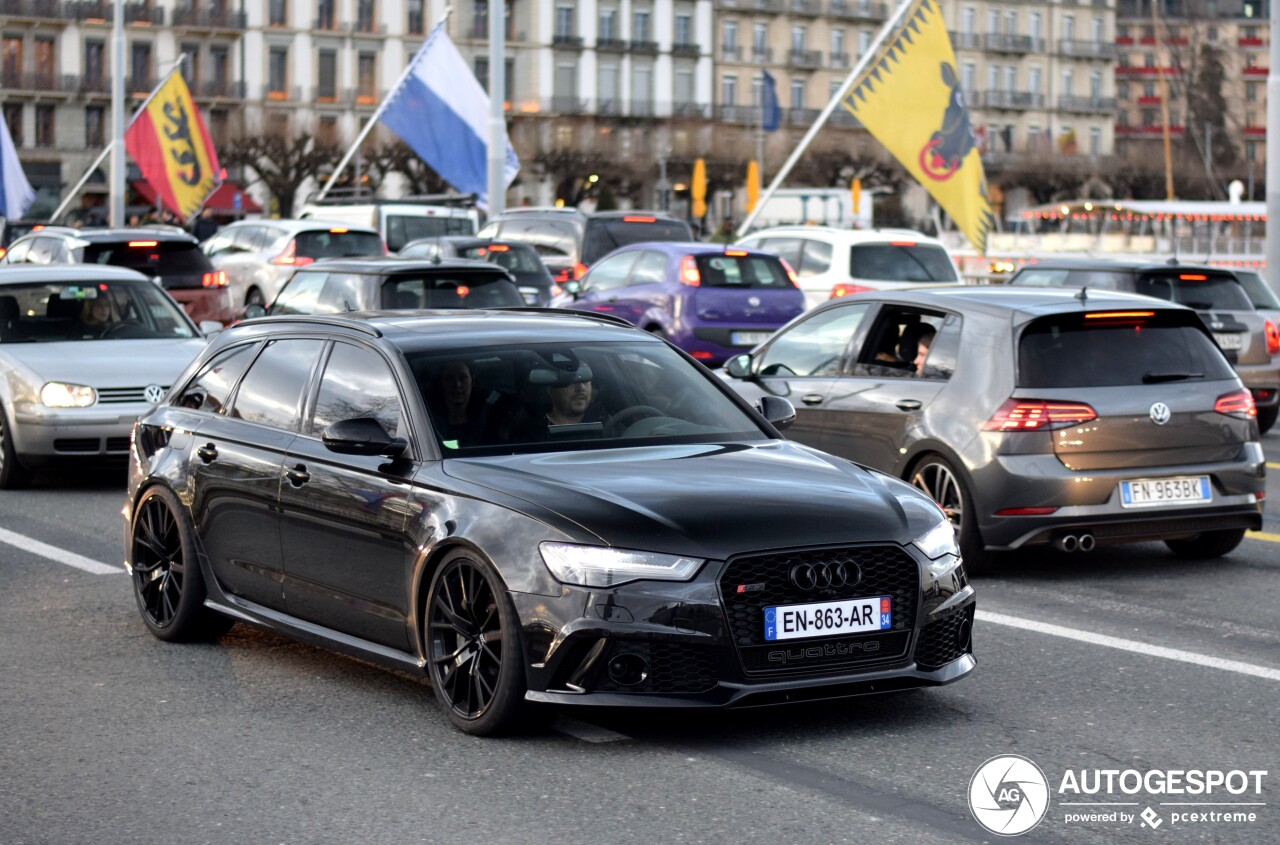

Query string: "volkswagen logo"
[1149, 402, 1171, 425]
[143, 384, 166, 405]
[789, 560, 860, 591]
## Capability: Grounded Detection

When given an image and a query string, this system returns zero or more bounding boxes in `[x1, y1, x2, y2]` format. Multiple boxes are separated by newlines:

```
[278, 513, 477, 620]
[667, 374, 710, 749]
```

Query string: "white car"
[0, 266, 208, 487]
[735, 226, 961, 310]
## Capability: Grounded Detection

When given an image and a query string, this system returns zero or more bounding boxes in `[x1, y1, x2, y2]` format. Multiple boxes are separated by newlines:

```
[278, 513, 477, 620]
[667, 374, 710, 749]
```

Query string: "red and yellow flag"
[124, 72, 221, 220]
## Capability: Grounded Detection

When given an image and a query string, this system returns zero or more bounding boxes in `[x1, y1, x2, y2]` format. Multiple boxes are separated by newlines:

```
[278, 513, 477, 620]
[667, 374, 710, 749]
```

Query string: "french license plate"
[764, 595, 891, 641]
[732, 331, 773, 347]
[1119, 476, 1211, 508]
[1213, 332, 1243, 351]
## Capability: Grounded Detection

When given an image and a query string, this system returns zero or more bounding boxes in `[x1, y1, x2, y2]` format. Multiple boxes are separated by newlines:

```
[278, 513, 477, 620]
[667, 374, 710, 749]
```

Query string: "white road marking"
[977, 610, 1280, 682]
[553, 717, 631, 743]
[0, 526, 122, 575]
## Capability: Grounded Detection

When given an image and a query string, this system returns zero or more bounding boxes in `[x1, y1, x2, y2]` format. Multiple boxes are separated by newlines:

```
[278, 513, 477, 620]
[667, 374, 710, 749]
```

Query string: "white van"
[298, 200, 480, 252]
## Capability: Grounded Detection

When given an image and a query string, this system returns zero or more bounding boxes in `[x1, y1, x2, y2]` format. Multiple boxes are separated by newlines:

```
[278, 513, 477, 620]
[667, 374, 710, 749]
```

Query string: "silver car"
[0, 266, 207, 487]
[722, 287, 1265, 571]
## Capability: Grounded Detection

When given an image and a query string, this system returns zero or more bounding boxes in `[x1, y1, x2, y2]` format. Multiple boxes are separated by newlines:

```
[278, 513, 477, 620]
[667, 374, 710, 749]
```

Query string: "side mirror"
[725, 353, 754, 379]
[758, 396, 796, 431]
[240, 303, 267, 321]
[564, 280, 581, 297]
[198, 320, 224, 336]
[322, 417, 408, 457]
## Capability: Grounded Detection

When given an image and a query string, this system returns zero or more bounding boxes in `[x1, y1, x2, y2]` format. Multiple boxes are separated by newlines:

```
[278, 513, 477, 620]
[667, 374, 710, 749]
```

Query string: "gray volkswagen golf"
[722, 287, 1265, 570]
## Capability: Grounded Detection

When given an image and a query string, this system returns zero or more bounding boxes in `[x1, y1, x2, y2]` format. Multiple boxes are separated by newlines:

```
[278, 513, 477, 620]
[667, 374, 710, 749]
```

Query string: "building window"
[675, 13, 691, 46]
[675, 67, 693, 106]
[986, 9, 997, 33]
[633, 9, 651, 42]
[599, 8, 616, 39]
[180, 44, 200, 85]
[2, 36, 21, 83]
[1089, 127, 1100, 157]
[1061, 68, 1073, 96]
[317, 49, 337, 100]
[961, 61, 975, 93]
[1004, 65, 1015, 93]
[1117, 110, 1128, 126]
[317, 116, 338, 147]
[1089, 70, 1101, 99]
[407, 0, 424, 34]
[831, 28, 844, 56]
[1062, 14, 1074, 41]
[1247, 82, 1260, 102]
[269, 0, 287, 26]
[357, 0, 375, 32]
[1004, 10, 1016, 35]
[722, 20, 737, 50]
[1091, 15, 1103, 43]
[721, 74, 737, 106]
[317, 0, 335, 30]
[858, 30, 871, 55]
[34, 104, 53, 147]
[1207, 26, 1218, 41]
[1117, 81, 1129, 100]
[130, 42, 152, 91]
[3, 104, 21, 146]
[791, 25, 806, 52]
[85, 106, 105, 146]
[211, 46, 229, 84]
[986, 64, 998, 92]
[1141, 110, 1156, 127]
[1143, 53, 1155, 68]
[961, 6, 974, 34]
[555, 6, 574, 38]
[34, 38, 54, 84]
[84, 41, 104, 85]
[790, 78, 804, 110]
[1029, 11, 1041, 42]
[357, 52, 376, 103]
[268, 47, 288, 98]
[1028, 66, 1041, 94]
[753, 22, 766, 55]
[474, 56, 489, 91]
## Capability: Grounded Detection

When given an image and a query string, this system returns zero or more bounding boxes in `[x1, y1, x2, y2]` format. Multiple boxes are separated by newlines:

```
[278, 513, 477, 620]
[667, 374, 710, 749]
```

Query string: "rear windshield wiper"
[1180, 300, 1216, 310]
[1143, 371, 1204, 383]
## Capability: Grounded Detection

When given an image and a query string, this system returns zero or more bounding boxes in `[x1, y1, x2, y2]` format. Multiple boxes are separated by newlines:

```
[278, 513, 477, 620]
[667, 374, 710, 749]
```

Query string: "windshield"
[1134, 272, 1253, 311]
[406, 341, 766, 454]
[848, 243, 958, 282]
[581, 218, 694, 265]
[1234, 271, 1280, 311]
[0, 280, 198, 342]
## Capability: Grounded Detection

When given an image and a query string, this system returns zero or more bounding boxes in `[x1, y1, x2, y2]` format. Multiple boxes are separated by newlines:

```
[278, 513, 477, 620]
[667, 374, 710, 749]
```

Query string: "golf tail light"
[270, 239, 313, 267]
[830, 283, 874, 299]
[679, 255, 701, 286]
[983, 399, 1097, 431]
[1214, 389, 1257, 420]
[201, 270, 227, 287]
[1266, 320, 1280, 356]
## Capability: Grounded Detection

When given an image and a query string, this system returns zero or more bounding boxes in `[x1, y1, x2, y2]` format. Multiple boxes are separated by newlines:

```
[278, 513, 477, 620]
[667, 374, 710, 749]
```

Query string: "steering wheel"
[605, 405, 665, 437]
[100, 321, 146, 339]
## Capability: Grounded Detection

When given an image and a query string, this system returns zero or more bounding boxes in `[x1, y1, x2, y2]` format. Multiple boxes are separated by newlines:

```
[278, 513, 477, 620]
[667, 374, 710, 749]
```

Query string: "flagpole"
[317, 7, 454, 201]
[734, 0, 917, 238]
[486, 0, 506, 215]
[109, 0, 125, 226]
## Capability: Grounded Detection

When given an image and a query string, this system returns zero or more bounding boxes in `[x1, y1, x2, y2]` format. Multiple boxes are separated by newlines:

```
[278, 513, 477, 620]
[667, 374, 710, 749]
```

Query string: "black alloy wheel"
[425, 552, 525, 735]
[0, 405, 32, 489]
[129, 486, 232, 641]
[909, 456, 988, 573]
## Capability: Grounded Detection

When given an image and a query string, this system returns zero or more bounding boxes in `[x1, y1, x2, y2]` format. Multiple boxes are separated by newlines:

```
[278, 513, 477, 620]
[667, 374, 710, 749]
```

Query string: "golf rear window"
[1018, 312, 1235, 388]
[848, 243, 958, 282]
[84, 241, 212, 276]
[582, 218, 693, 265]
[294, 230, 384, 259]
[1133, 272, 1252, 311]
[694, 254, 793, 288]
[461, 244, 544, 273]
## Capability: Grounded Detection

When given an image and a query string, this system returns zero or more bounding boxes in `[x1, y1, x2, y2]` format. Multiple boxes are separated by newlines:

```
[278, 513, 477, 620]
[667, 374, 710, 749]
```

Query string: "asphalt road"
[1, 439, 1277, 845]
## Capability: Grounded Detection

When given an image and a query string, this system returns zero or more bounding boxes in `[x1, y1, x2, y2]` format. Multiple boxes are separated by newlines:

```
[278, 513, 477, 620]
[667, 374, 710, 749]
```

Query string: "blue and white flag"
[380, 22, 519, 210]
[0, 108, 34, 219]
[761, 70, 781, 133]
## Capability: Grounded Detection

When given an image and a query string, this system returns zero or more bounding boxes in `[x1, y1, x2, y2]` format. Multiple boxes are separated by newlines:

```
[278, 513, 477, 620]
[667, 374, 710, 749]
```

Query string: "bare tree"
[221, 133, 341, 217]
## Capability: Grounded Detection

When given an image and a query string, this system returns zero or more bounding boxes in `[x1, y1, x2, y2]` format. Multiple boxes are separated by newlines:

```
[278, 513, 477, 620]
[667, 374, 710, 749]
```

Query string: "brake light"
[455, 285, 470, 298]
[679, 255, 701, 286]
[487, 244, 510, 252]
[329, 227, 349, 234]
[1267, 320, 1280, 356]
[1214, 389, 1257, 420]
[129, 240, 158, 248]
[270, 239, 313, 267]
[725, 249, 748, 257]
[572, 262, 588, 280]
[983, 399, 1098, 431]
[622, 215, 656, 223]
[830, 283, 874, 299]
[1179, 274, 1208, 281]
[0, 247, 6, 259]
[1084, 311, 1155, 319]
[32, 224, 43, 232]
[554, 267, 570, 284]
[201, 270, 227, 287]
[995, 507, 1060, 516]
[889, 241, 917, 247]
[690, 350, 715, 360]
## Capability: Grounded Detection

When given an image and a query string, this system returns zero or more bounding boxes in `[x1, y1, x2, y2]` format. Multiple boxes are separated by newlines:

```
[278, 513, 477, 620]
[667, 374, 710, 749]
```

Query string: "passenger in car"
[910, 325, 937, 376]
[428, 360, 504, 448]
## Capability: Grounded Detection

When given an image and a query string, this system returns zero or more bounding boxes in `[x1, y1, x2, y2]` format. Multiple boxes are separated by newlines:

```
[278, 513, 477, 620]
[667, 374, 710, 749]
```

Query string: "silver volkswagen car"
[0, 266, 207, 487]
[722, 287, 1265, 570]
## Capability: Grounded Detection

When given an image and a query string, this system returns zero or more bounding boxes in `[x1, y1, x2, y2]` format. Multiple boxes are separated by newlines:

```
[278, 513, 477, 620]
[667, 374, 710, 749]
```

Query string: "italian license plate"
[764, 595, 892, 641]
[732, 331, 773, 347]
[1213, 332, 1243, 351]
[1119, 476, 1211, 508]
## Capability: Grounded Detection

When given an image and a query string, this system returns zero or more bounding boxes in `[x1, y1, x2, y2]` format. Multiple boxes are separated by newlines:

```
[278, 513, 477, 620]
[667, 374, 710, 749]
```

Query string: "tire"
[129, 486, 234, 641]
[1257, 405, 1277, 435]
[0, 404, 32, 490]
[908, 455, 990, 574]
[1164, 528, 1247, 559]
[245, 287, 265, 308]
[424, 550, 527, 736]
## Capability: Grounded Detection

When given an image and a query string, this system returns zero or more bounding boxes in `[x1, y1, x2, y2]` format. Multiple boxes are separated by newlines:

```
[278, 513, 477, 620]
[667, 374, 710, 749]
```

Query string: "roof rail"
[302, 189, 479, 208]
[489, 306, 635, 329]
[236, 314, 384, 337]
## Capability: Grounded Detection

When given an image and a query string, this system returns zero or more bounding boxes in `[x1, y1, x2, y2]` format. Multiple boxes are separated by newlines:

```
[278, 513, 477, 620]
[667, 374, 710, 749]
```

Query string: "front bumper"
[11, 405, 149, 466]
[512, 542, 976, 708]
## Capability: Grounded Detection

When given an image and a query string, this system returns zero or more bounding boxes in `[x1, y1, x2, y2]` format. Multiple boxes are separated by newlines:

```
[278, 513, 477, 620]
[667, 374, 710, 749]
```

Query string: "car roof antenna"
[1076, 286, 1088, 303]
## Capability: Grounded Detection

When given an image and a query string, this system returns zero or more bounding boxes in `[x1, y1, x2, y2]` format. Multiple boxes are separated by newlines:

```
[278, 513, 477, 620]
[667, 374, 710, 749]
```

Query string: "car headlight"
[911, 519, 961, 576]
[40, 382, 97, 408]
[539, 542, 705, 588]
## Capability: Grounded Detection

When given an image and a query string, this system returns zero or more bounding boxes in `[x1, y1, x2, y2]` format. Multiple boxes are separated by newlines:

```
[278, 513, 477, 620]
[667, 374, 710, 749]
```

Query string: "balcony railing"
[1059, 39, 1117, 59]
[630, 39, 659, 54]
[751, 47, 773, 62]
[829, 0, 887, 21]
[751, 0, 781, 12]
[950, 32, 981, 50]
[790, 0, 821, 15]
[550, 95, 585, 114]
[126, 75, 157, 93]
[984, 33, 1034, 53]
[597, 37, 627, 51]
[125, 2, 163, 25]
[552, 33, 584, 49]
[717, 104, 750, 123]
[672, 102, 708, 117]
[788, 48, 823, 68]
[722, 44, 743, 61]
[829, 110, 863, 129]
[830, 51, 849, 67]
[0, 0, 69, 21]
[173, 5, 246, 29]
[0, 70, 79, 93]
[261, 85, 302, 102]
[787, 107, 820, 125]
[672, 42, 700, 58]
[973, 90, 1044, 110]
[1058, 95, 1116, 113]
[343, 20, 387, 34]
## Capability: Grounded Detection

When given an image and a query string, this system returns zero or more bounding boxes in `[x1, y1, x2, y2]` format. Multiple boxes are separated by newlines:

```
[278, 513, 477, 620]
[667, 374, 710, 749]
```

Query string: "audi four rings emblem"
[144, 384, 166, 405]
[1149, 402, 1171, 425]
[789, 560, 861, 591]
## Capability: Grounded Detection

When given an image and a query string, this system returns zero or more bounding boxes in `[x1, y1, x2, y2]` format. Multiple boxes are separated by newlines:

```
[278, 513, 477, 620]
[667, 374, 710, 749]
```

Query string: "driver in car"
[80, 296, 115, 337]
[547, 378, 595, 425]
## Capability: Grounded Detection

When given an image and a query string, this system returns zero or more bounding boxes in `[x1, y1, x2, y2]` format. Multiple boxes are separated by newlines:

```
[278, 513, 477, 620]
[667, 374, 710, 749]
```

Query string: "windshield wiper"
[1143, 371, 1203, 383]
[1181, 300, 1216, 310]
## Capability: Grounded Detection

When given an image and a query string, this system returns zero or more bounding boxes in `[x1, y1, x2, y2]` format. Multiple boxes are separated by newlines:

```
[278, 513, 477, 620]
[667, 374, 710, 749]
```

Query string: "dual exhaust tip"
[1056, 533, 1096, 553]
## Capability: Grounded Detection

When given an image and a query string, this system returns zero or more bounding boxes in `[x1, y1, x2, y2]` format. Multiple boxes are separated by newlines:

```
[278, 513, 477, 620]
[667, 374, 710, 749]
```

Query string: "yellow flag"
[691, 158, 707, 219]
[840, 0, 994, 253]
[746, 160, 760, 213]
[124, 71, 221, 220]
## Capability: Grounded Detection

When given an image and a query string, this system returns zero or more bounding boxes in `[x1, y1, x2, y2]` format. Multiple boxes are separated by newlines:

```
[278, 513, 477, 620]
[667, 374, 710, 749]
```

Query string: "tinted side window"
[629, 251, 668, 285]
[757, 303, 871, 377]
[232, 226, 265, 251]
[584, 251, 640, 292]
[801, 239, 833, 274]
[270, 272, 328, 315]
[228, 338, 325, 430]
[177, 343, 260, 413]
[311, 342, 404, 438]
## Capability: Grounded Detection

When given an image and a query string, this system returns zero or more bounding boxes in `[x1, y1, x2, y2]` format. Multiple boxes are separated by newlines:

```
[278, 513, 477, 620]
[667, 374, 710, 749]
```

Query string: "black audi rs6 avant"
[124, 310, 975, 734]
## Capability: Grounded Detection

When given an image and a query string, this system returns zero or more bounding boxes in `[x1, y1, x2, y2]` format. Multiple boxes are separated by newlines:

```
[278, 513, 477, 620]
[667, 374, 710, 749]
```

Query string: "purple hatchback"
[551, 242, 805, 366]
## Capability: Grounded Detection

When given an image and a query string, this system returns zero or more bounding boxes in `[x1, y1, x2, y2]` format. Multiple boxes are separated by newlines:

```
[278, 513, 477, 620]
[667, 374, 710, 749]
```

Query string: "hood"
[2, 338, 208, 388]
[443, 440, 943, 559]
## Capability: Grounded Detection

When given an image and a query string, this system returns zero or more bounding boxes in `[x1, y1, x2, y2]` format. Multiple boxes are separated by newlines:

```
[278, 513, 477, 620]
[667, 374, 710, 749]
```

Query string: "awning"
[129, 180, 262, 215]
